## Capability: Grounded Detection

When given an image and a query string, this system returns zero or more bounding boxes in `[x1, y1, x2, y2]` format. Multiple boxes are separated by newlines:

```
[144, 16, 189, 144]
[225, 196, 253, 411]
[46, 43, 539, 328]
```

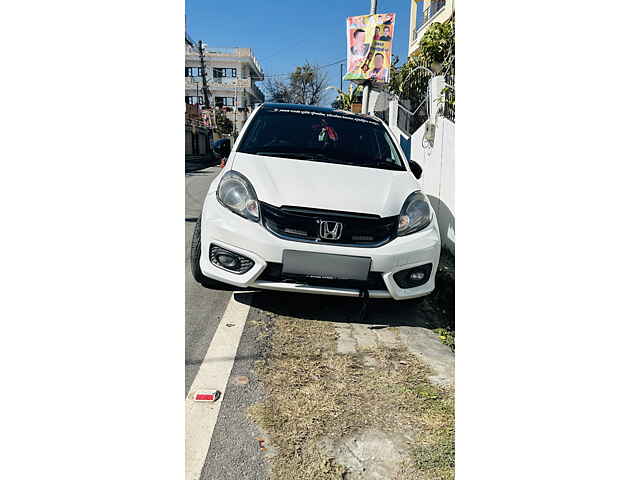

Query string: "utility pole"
[234, 83, 238, 137]
[340, 63, 344, 92]
[361, 0, 377, 115]
[197, 40, 211, 109]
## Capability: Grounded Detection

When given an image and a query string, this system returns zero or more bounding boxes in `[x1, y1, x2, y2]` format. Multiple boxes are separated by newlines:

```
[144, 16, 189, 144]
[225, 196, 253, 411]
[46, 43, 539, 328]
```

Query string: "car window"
[237, 107, 405, 171]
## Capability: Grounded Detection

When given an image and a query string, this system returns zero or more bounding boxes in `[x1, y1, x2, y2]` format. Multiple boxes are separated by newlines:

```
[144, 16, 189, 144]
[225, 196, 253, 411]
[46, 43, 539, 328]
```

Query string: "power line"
[253, 58, 347, 79]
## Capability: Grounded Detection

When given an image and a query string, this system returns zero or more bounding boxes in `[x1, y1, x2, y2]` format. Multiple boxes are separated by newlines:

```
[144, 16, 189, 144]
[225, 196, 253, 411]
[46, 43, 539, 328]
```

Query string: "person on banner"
[350, 28, 369, 57]
[369, 53, 388, 82]
[380, 25, 392, 42]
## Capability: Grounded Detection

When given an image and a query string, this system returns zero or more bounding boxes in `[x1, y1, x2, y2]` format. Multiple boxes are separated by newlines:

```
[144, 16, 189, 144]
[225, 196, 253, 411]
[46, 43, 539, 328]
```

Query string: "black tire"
[190, 216, 222, 288]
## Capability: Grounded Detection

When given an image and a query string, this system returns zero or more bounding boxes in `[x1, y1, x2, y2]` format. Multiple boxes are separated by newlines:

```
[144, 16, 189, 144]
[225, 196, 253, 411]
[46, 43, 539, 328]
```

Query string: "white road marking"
[185, 293, 252, 480]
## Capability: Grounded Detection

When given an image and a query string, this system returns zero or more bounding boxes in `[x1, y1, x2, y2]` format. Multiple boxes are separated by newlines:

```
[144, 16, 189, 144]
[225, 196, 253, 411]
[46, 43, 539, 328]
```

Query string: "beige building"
[185, 41, 265, 134]
[408, 0, 455, 56]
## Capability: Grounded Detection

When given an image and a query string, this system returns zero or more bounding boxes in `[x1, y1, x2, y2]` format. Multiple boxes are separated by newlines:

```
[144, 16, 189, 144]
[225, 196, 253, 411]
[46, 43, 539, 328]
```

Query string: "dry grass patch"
[248, 314, 454, 480]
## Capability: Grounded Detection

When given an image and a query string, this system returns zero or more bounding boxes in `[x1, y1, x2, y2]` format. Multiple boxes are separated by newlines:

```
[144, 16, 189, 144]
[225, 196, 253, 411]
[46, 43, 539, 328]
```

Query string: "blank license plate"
[282, 250, 371, 281]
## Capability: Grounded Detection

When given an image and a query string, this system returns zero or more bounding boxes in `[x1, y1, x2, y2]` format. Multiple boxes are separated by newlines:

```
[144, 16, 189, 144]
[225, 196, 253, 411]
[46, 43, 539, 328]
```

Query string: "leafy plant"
[388, 17, 455, 125]
[326, 84, 362, 111]
[418, 18, 455, 74]
[435, 327, 455, 351]
[214, 114, 233, 135]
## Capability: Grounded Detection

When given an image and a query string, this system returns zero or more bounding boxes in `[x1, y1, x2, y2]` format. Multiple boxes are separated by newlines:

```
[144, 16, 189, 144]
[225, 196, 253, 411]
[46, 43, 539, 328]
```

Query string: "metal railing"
[202, 47, 264, 75]
[204, 46, 237, 55]
[208, 77, 242, 86]
[397, 95, 431, 136]
[394, 56, 434, 136]
[391, 63, 455, 137]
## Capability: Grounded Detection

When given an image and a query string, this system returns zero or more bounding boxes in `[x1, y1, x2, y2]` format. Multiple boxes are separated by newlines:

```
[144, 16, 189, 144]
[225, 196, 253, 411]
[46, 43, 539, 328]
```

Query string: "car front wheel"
[190, 216, 223, 289]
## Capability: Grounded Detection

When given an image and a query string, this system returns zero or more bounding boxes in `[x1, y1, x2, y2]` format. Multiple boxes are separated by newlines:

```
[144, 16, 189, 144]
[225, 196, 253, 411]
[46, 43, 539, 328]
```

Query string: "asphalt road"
[186, 166, 269, 480]
[185, 166, 232, 396]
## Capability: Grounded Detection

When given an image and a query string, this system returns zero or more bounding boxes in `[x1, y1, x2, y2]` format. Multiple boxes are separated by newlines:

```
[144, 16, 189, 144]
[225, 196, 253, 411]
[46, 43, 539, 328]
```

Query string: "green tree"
[264, 62, 328, 105]
[389, 17, 456, 130]
[388, 17, 455, 116]
[263, 78, 292, 103]
[215, 114, 233, 135]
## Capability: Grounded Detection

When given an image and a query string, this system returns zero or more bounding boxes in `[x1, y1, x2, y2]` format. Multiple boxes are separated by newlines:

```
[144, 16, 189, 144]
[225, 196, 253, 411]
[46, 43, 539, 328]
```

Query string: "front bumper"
[200, 201, 441, 300]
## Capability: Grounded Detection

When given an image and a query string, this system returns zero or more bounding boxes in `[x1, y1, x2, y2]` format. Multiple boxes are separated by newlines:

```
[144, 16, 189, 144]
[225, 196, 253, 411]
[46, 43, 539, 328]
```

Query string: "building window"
[214, 97, 235, 107]
[212, 68, 237, 79]
[428, 0, 446, 19]
[185, 67, 202, 77]
[185, 96, 204, 105]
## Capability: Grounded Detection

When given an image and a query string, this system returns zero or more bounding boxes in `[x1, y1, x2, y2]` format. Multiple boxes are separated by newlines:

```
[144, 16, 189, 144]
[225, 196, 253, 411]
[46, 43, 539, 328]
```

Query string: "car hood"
[230, 152, 419, 217]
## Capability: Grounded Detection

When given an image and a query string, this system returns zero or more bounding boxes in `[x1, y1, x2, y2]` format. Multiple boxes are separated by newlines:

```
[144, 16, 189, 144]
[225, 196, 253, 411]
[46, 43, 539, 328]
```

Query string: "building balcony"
[185, 76, 257, 89]
[409, 0, 454, 56]
[185, 82, 264, 108]
[186, 46, 264, 80]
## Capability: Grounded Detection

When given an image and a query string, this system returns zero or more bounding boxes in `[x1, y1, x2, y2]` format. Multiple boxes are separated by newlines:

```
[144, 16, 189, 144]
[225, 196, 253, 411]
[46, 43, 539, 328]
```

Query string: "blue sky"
[186, 0, 412, 103]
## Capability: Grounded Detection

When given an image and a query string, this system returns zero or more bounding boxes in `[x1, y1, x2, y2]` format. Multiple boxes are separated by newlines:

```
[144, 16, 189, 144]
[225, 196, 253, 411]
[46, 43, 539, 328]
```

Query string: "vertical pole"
[234, 83, 238, 136]
[362, 0, 377, 115]
[340, 64, 344, 92]
[198, 41, 211, 109]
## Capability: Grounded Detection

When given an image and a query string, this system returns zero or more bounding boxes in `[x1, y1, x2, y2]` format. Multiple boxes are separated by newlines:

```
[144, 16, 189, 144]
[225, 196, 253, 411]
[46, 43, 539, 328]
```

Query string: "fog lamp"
[409, 271, 426, 282]
[393, 263, 433, 288]
[209, 244, 254, 274]
[216, 254, 238, 268]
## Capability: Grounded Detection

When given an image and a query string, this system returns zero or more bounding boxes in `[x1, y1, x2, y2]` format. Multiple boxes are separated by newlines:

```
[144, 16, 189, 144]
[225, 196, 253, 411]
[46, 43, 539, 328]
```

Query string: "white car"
[191, 103, 440, 300]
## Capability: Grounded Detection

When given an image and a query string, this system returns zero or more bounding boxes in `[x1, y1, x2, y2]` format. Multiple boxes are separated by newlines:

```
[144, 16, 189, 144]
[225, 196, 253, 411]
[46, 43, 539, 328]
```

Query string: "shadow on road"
[185, 156, 219, 174]
[235, 290, 432, 328]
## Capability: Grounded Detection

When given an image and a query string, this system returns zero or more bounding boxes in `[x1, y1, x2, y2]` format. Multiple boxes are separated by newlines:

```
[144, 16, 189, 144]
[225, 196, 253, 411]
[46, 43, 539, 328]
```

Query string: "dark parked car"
[212, 138, 231, 165]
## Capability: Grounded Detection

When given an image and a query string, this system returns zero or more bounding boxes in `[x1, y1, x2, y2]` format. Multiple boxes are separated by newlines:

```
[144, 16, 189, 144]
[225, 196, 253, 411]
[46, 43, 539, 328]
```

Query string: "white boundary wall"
[384, 77, 455, 255]
[411, 116, 455, 255]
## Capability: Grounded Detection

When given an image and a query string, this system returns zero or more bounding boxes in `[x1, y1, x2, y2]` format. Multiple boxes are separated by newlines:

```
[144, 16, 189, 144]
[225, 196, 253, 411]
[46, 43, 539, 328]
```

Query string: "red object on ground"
[220, 157, 226, 168]
[194, 390, 221, 402]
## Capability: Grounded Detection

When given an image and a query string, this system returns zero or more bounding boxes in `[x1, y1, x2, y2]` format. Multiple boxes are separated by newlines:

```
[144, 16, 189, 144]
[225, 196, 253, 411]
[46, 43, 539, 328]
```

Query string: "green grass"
[434, 327, 455, 351]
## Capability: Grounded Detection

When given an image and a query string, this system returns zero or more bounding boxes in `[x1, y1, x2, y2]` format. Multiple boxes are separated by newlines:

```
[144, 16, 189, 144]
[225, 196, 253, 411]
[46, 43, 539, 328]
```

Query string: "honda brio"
[191, 103, 440, 300]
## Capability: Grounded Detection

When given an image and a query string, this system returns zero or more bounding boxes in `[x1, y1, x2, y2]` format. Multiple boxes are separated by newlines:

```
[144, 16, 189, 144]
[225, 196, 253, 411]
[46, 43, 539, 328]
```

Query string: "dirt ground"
[248, 299, 455, 480]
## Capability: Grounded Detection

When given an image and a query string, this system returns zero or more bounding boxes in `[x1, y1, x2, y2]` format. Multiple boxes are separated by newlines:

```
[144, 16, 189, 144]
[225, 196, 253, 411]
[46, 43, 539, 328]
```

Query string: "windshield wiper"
[254, 151, 316, 159]
[252, 151, 404, 171]
[367, 160, 404, 171]
[254, 151, 343, 163]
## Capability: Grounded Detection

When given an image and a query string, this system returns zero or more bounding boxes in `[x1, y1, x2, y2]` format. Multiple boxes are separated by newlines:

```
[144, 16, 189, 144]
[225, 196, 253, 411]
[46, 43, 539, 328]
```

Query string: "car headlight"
[216, 171, 260, 222]
[397, 191, 432, 236]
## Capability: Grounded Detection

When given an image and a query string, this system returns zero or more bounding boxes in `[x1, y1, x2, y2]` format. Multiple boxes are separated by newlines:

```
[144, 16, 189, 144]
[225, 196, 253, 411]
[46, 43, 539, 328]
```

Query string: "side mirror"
[214, 139, 231, 158]
[408, 160, 423, 179]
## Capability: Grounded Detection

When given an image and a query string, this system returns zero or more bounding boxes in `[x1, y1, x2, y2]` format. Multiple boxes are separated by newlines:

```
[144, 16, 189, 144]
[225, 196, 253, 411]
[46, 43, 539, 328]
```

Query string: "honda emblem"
[319, 220, 343, 240]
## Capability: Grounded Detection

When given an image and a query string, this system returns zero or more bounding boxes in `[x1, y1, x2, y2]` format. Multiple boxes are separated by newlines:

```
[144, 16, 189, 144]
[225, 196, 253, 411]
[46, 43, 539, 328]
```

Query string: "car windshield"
[237, 107, 405, 171]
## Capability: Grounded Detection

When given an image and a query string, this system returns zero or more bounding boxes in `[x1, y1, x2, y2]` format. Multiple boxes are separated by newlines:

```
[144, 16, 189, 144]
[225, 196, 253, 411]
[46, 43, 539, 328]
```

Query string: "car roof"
[260, 103, 380, 123]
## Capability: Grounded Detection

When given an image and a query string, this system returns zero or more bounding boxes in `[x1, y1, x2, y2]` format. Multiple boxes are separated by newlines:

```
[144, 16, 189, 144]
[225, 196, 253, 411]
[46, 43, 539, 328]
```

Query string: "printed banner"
[344, 13, 395, 84]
